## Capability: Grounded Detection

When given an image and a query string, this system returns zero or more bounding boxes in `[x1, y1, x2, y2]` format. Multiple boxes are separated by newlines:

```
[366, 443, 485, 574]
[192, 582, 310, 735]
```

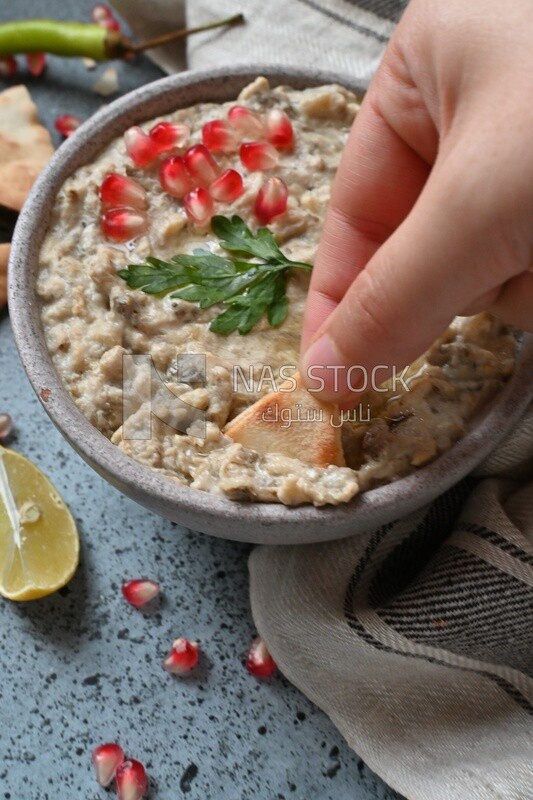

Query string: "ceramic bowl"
[8, 65, 533, 544]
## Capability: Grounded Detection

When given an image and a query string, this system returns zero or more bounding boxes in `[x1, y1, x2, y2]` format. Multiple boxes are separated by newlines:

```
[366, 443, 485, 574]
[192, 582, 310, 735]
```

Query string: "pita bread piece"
[0, 85, 54, 211]
[0, 243, 9, 308]
[225, 372, 345, 468]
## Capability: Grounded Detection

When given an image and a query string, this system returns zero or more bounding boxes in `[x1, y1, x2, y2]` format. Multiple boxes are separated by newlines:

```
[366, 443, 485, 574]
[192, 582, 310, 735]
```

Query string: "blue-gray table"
[0, 2, 404, 797]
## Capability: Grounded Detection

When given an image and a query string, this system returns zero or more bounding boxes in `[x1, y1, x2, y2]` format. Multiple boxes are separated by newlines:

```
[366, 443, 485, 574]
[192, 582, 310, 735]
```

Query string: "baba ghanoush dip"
[37, 78, 516, 506]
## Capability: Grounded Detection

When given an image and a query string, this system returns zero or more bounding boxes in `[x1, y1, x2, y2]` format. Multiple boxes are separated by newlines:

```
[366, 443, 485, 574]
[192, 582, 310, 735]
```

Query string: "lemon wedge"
[0, 445, 79, 601]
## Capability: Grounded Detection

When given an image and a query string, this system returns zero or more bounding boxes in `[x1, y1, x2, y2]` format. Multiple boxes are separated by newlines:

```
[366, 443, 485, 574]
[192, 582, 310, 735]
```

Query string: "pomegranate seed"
[239, 141, 279, 172]
[0, 56, 17, 78]
[115, 759, 148, 800]
[0, 413, 13, 441]
[91, 3, 120, 30]
[210, 169, 244, 203]
[202, 119, 239, 153]
[163, 637, 200, 674]
[149, 121, 190, 154]
[245, 636, 277, 678]
[54, 114, 83, 138]
[101, 207, 148, 242]
[184, 187, 214, 226]
[124, 126, 158, 168]
[265, 108, 294, 149]
[91, 742, 125, 787]
[121, 579, 160, 607]
[25, 52, 47, 77]
[254, 177, 288, 224]
[100, 173, 147, 211]
[227, 105, 265, 138]
[159, 156, 193, 199]
[183, 144, 220, 188]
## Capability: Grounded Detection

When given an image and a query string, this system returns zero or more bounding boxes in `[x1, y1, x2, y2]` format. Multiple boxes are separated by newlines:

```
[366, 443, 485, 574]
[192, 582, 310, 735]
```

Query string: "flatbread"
[225, 372, 345, 468]
[0, 85, 54, 211]
[0, 243, 9, 308]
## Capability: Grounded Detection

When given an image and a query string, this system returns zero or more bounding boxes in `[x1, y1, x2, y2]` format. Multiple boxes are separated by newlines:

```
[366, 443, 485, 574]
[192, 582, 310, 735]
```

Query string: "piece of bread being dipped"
[224, 371, 345, 468]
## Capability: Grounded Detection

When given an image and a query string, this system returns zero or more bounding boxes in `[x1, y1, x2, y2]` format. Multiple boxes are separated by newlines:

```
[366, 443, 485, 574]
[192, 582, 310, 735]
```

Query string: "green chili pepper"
[0, 20, 122, 61]
[0, 14, 244, 62]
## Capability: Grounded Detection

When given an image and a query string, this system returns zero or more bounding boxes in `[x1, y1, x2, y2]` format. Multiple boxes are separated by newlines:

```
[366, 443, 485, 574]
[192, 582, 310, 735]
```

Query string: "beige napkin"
[111, 2, 533, 797]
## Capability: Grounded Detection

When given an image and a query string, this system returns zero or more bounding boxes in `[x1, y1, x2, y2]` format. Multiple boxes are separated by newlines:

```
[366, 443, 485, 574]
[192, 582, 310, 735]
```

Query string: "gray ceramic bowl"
[8, 65, 533, 544]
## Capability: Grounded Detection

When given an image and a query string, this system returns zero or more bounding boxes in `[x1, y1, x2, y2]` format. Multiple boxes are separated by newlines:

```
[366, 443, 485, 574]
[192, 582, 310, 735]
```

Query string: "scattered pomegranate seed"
[210, 169, 244, 203]
[227, 105, 265, 138]
[25, 52, 47, 77]
[124, 126, 158, 168]
[93, 66, 120, 97]
[101, 207, 148, 242]
[100, 173, 147, 211]
[121, 579, 160, 607]
[183, 144, 220, 187]
[254, 177, 288, 224]
[91, 3, 121, 31]
[149, 121, 190, 154]
[265, 108, 294, 149]
[202, 119, 239, 153]
[163, 637, 200, 675]
[184, 187, 214, 226]
[159, 156, 193, 199]
[0, 413, 13, 442]
[115, 759, 148, 800]
[54, 114, 83, 138]
[0, 56, 17, 77]
[91, 742, 125, 787]
[245, 636, 277, 678]
[239, 141, 279, 172]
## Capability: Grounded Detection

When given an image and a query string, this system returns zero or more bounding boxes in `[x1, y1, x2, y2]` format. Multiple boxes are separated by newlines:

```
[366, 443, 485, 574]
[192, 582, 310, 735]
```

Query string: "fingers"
[300, 84, 432, 353]
[300, 157, 526, 406]
[489, 271, 533, 331]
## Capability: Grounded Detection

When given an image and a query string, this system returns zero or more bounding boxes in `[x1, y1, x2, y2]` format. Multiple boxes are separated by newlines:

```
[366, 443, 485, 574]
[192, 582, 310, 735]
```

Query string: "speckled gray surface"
[0, 2, 404, 797]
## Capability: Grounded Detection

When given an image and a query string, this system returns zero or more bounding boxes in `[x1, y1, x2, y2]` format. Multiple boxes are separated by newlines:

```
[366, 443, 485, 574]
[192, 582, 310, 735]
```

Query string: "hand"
[300, 0, 533, 407]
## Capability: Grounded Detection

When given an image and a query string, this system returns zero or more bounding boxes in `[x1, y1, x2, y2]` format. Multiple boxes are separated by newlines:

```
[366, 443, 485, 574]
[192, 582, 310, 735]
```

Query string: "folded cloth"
[111, 1, 533, 798]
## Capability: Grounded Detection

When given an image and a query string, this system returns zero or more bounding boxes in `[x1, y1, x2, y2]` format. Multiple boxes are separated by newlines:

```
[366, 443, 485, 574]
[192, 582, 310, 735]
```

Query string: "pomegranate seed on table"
[184, 187, 214, 226]
[115, 759, 148, 800]
[183, 144, 220, 187]
[159, 156, 193, 199]
[100, 173, 147, 210]
[0, 412, 13, 441]
[239, 141, 279, 172]
[91, 3, 121, 31]
[254, 177, 288, 224]
[227, 105, 265, 138]
[265, 108, 294, 149]
[25, 52, 47, 77]
[149, 121, 190, 154]
[101, 207, 148, 242]
[0, 56, 17, 77]
[209, 169, 244, 203]
[121, 579, 160, 607]
[202, 119, 239, 153]
[245, 636, 277, 678]
[124, 126, 158, 168]
[163, 637, 200, 674]
[54, 114, 83, 138]
[91, 742, 125, 787]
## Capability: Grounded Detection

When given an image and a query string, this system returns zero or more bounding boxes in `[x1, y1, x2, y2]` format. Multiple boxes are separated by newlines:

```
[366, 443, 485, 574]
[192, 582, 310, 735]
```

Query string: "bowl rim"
[8, 64, 533, 542]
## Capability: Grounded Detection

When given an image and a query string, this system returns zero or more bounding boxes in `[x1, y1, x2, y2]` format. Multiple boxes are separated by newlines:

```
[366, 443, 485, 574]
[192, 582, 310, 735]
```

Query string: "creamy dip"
[37, 78, 516, 506]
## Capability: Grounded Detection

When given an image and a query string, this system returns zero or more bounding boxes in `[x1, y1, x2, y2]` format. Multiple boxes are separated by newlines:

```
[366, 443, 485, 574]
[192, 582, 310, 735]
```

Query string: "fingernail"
[301, 333, 350, 402]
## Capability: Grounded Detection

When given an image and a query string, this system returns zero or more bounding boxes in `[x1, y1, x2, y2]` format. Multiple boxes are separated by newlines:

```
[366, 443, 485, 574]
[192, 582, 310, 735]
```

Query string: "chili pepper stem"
[130, 13, 245, 54]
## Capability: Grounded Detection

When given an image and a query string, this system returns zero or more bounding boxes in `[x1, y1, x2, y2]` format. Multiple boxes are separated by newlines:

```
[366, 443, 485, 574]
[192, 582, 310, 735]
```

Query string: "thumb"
[300, 157, 520, 406]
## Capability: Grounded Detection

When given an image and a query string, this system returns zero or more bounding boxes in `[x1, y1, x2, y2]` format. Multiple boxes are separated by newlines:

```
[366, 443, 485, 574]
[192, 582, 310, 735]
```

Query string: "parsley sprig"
[117, 215, 312, 335]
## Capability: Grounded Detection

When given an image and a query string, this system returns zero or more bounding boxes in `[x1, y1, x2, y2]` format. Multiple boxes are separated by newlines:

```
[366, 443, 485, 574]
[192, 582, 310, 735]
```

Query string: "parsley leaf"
[118, 215, 312, 335]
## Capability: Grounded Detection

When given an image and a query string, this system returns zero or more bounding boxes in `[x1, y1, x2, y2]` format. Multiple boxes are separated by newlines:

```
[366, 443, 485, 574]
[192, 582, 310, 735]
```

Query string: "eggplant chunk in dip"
[37, 78, 517, 506]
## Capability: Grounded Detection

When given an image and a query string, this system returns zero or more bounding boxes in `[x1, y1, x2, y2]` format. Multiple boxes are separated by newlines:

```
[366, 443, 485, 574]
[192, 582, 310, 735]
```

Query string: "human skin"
[300, 0, 533, 407]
